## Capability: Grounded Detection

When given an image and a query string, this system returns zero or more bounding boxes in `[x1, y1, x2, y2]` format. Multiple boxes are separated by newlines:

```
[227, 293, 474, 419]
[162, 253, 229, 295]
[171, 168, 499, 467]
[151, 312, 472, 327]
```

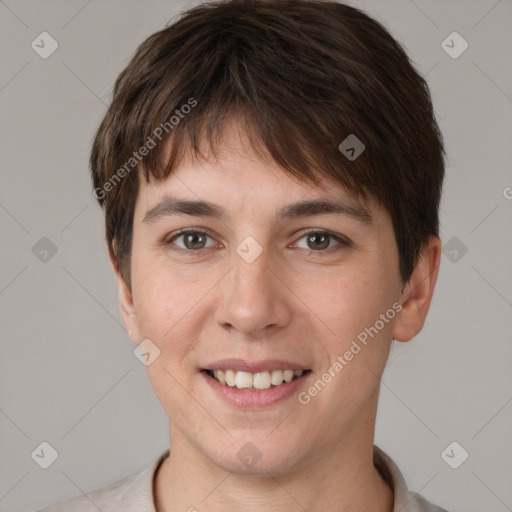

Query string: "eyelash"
[163, 228, 352, 257]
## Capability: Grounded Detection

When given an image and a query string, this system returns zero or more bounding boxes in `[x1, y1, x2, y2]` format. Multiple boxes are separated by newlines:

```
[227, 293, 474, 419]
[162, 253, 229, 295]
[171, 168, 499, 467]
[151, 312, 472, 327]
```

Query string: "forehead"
[134, 173, 397, 246]
[134, 122, 387, 226]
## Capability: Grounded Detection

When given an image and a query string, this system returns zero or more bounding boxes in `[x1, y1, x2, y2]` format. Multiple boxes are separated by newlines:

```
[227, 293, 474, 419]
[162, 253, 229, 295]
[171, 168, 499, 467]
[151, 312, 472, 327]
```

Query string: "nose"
[214, 246, 292, 339]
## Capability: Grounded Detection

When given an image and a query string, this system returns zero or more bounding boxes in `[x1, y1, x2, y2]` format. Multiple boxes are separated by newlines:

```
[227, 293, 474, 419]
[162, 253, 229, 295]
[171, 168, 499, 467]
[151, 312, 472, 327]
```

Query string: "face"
[117, 125, 411, 476]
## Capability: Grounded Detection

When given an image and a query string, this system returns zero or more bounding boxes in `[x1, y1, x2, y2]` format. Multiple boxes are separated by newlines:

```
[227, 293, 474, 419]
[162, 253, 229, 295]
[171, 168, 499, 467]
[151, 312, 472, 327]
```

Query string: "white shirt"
[35, 446, 449, 511]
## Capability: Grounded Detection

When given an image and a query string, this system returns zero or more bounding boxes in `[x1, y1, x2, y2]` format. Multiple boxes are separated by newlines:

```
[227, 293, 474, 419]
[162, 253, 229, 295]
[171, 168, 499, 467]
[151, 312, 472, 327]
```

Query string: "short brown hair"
[90, 0, 445, 291]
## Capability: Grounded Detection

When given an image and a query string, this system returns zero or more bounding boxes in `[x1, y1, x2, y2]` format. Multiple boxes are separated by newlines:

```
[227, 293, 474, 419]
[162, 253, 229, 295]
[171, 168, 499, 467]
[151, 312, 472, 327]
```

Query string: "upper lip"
[203, 358, 310, 373]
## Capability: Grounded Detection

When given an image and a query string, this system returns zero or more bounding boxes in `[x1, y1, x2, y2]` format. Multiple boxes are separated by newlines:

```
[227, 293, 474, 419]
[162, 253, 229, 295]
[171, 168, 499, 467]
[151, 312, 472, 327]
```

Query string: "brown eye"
[183, 232, 207, 250]
[293, 230, 351, 256]
[166, 229, 217, 252]
[306, 232, 331, 250]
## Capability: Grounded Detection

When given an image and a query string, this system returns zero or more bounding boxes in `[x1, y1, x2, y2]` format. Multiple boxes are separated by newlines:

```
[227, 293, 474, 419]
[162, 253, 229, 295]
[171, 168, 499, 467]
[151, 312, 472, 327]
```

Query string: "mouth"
[201, 368, 312, 391]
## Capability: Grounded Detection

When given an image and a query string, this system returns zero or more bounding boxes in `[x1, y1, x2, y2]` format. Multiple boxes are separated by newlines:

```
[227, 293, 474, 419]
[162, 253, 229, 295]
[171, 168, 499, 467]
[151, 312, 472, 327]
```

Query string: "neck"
[154, 417, 393, 512]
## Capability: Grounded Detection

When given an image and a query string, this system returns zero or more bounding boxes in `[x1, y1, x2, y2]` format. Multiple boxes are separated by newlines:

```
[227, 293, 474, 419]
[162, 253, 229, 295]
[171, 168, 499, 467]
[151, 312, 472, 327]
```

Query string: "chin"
[215, 453, 300, 477]
[202, 434, 306, 477]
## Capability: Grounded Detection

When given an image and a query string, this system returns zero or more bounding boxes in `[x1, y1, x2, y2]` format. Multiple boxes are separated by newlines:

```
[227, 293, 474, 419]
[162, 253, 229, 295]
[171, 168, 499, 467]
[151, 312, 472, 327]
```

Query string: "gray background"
[0, 0, 511, 511]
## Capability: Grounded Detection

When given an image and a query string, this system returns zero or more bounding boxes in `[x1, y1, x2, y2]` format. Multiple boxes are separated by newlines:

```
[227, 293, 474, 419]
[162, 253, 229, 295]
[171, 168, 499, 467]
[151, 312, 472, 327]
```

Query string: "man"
[38, 0, 448, 510]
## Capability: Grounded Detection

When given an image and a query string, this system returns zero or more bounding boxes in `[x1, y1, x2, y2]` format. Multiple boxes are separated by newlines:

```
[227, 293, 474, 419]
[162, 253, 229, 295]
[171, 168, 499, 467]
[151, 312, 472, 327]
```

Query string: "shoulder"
[405, 492, 450, 512]
[34, 471, 140, 512]
[33, 449, 170, 512]
[373, 445, 450, 512]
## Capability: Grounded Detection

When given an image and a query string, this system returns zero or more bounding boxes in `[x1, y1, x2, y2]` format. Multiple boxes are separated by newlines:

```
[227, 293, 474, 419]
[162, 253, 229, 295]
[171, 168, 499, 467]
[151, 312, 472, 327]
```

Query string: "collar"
[123, 446, 445, 512]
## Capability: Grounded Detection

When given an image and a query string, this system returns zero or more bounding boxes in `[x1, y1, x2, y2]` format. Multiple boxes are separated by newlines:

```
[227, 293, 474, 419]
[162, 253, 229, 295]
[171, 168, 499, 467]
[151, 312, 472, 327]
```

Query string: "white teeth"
[253, 371, 272, 390]
[209, 368, 306, 390]
[235, 371, 253, 389]
[283, 369, 294, 382]
[271, 370, 284, 385]
[225, 369, 236, 387]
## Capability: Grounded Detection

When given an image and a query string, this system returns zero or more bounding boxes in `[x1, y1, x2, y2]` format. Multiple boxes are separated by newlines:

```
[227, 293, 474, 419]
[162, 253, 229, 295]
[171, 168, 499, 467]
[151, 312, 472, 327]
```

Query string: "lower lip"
[201, 371, 310, 409]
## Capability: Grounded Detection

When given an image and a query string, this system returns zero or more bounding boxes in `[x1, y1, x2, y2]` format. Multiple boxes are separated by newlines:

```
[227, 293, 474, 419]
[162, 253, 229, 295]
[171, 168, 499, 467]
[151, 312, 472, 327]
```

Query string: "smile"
[204, 369, 310, 391]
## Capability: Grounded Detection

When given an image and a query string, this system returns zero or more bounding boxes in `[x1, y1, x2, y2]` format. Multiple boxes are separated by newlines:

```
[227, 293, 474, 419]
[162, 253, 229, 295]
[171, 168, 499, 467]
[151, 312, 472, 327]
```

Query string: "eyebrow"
[142, 196, 373, 224]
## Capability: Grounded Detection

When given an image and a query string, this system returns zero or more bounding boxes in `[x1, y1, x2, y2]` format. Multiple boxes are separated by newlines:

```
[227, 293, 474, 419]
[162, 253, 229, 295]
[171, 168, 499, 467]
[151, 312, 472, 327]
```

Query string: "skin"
[110, 121, 441, 512]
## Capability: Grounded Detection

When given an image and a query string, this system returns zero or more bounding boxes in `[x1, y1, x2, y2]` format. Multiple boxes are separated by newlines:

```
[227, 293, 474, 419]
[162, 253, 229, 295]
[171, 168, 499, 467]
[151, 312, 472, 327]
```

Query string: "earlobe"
[108, 247, 140, 344]
[392, 236, 441, 342]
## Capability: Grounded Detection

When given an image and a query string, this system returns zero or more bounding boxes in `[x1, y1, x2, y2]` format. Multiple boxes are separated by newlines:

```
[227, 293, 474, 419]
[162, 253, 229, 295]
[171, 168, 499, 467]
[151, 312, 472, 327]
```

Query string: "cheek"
[295, 260, 398, 387]
[296, 262, 392, 336]
[302, 279, 396, 426]
[131, 258, 207, 363]
[132, 262, 208, 418]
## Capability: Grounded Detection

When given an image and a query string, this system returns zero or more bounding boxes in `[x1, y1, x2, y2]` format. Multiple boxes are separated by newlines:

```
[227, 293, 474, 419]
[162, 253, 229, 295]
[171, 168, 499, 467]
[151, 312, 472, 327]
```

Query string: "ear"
[392, 236, 441, 342]
[108, 247, 140, 345]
